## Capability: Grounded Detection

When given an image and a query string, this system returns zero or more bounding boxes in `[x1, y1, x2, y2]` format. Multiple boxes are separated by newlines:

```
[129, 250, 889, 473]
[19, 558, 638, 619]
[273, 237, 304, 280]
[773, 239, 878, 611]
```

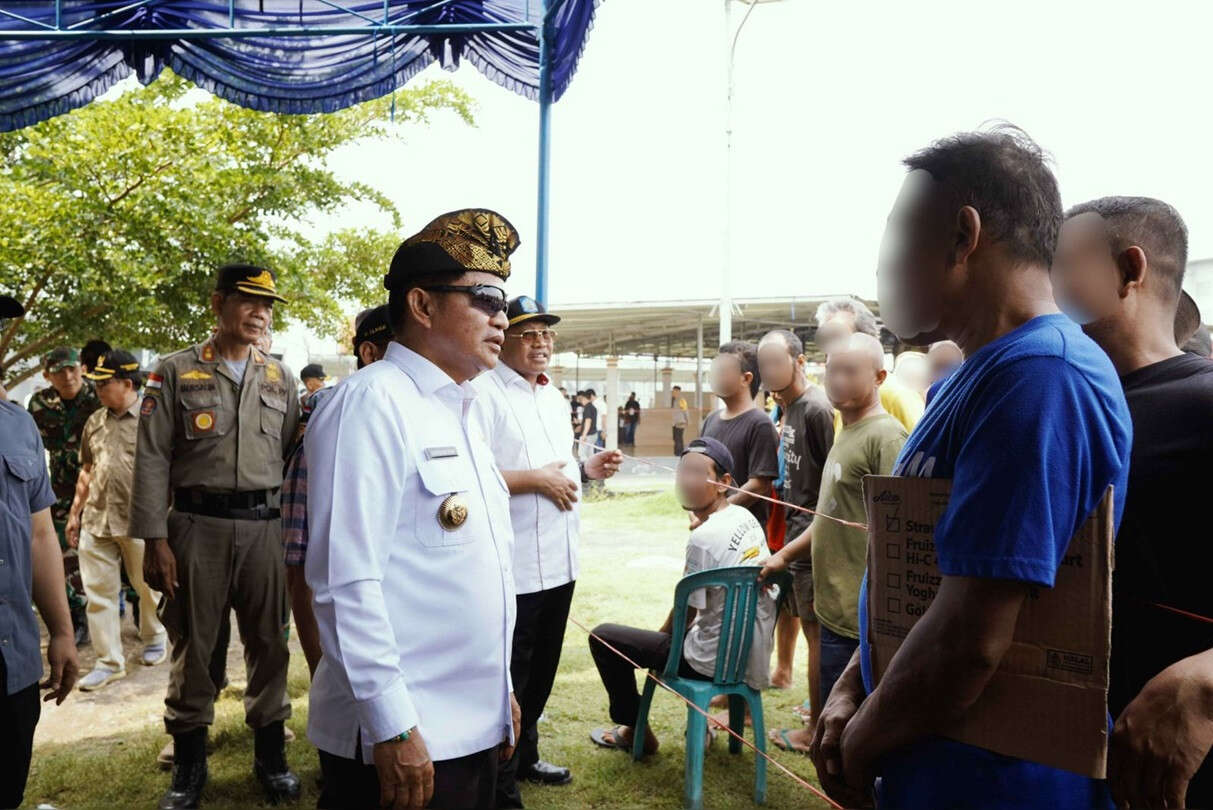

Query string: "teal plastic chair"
[631, 566, 792, 810]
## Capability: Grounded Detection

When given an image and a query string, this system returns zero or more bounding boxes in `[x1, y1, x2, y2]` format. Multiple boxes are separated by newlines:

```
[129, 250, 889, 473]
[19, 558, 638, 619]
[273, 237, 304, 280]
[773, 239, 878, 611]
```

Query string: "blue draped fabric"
[0, 0, 599, 131]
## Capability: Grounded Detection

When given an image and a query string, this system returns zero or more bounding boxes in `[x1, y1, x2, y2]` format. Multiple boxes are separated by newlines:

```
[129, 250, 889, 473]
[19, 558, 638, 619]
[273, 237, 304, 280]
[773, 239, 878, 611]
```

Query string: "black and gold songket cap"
[384, 209, 520, 290]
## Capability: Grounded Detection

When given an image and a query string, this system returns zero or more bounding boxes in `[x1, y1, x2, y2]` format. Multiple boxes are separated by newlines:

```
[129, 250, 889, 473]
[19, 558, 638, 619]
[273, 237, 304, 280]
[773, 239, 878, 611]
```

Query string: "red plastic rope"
[567, 615, 846, 809]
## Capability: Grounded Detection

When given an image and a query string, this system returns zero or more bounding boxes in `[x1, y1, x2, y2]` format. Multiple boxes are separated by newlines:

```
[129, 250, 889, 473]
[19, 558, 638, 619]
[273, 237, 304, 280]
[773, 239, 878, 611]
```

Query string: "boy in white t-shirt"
[588, 437, 776, 756]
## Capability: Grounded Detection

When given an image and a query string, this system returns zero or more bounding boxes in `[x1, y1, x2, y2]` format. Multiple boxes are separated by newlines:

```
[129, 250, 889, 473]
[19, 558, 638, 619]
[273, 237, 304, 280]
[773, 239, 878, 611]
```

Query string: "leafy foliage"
[0, 71, 474, 383]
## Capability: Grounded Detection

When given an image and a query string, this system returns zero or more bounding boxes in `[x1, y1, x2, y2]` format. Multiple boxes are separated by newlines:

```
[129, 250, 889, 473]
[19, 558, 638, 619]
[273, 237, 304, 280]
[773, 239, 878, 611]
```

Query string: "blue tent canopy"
[0, 0, 598, 130]
[0, 0, 602, 303]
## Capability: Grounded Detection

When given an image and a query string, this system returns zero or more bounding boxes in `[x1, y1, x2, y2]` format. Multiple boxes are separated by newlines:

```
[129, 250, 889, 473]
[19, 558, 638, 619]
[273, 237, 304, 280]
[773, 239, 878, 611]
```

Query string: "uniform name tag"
[424, 446, 459, 460]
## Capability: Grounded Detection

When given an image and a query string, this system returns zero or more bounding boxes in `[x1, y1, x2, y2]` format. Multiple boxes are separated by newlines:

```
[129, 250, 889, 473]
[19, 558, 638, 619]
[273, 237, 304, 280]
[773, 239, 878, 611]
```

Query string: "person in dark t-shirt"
[699, 341, 778, 528]
[756, 329, 834, 734]
[1053, 195, 1213, 810]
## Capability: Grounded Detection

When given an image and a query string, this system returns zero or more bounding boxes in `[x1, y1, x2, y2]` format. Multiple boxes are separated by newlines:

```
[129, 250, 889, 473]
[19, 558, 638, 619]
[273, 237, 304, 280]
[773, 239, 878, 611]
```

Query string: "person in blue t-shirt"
[806, 127, 1132, 810]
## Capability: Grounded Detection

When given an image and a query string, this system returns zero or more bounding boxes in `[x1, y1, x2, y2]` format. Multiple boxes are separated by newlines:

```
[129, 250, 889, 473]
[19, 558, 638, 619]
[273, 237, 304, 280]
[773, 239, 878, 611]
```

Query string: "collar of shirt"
[387, 342, 477, 403]
[118, 397, 141, 420]
[493, 361, 551, 391]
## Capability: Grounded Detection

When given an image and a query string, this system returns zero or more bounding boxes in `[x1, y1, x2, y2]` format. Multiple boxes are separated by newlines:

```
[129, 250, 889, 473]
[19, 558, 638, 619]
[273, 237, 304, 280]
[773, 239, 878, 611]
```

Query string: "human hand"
[41, 632, 80, 705]
[373, 729, 433, 810]
[757, 552, 788, 582]
[501, 692, 522, 761]
[536, 461, 579, 511]
[585, 449, 623, 480]
[143, 538, 178, 600]
[1108, 652, 1213, 810]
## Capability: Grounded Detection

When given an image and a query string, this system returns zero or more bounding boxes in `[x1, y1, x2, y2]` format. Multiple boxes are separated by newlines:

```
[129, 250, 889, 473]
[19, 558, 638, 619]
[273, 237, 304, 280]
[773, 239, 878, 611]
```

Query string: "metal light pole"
[535, 0, 553, 306]
[721, 0, 782, 346]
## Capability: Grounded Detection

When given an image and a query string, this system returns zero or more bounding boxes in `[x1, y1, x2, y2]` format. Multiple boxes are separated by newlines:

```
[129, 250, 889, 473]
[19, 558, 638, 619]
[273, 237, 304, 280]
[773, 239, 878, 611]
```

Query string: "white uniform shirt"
[304, 342, 516, 764]
[474, 363, 580, 594]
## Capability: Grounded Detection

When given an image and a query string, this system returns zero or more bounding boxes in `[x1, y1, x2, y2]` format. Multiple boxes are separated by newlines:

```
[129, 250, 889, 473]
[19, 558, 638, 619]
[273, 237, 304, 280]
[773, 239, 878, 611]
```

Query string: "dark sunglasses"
[421, 284, 508, 315]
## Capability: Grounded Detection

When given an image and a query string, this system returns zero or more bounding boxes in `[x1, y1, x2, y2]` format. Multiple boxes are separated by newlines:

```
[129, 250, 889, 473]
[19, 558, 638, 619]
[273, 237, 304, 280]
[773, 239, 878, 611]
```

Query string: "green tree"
[0, 70, 474, 385]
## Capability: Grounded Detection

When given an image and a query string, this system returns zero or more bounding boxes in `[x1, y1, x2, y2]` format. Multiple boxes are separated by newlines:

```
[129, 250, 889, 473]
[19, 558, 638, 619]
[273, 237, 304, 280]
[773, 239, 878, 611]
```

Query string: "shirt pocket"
[413, 454, 475, 548]
[1, 453, 40, 516]
[179, 386, 227, 441]
[259, 391, 287, 439]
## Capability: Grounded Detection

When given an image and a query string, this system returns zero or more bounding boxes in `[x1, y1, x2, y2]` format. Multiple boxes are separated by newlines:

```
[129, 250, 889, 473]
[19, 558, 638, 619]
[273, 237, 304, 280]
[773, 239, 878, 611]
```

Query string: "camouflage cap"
[45, 347, 80, 373]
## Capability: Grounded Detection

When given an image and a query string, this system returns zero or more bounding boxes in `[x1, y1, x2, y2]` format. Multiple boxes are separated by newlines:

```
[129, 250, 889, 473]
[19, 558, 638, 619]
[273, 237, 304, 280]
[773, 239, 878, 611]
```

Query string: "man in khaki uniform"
[67, 349, 167, 692]
[133, 264, 302, 809]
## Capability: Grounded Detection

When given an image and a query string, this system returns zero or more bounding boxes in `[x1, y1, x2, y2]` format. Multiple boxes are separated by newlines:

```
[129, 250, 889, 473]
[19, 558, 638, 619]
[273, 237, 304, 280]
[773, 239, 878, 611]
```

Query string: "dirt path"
[34, 609, 301, 749]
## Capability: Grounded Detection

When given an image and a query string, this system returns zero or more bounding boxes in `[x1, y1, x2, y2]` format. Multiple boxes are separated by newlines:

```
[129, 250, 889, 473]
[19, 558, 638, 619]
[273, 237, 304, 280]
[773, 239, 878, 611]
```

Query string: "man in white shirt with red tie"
[475, 295, 622, 808]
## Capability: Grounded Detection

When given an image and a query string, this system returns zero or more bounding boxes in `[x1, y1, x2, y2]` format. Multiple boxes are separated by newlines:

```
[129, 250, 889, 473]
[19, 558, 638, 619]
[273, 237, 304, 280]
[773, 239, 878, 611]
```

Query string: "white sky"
[317, 0, 1213, 311]
[86, 0, 1213, 372]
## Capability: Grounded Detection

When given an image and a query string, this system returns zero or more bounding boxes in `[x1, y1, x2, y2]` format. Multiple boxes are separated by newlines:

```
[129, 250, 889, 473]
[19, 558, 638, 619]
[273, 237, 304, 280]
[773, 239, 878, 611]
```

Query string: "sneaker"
[79, 666, 125, 692]
[142, 643, 168, 666]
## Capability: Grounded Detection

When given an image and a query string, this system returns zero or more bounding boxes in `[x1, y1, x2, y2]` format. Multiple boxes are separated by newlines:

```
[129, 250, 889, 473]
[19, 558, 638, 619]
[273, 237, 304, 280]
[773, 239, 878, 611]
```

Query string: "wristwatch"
[579, 461, 589, 483]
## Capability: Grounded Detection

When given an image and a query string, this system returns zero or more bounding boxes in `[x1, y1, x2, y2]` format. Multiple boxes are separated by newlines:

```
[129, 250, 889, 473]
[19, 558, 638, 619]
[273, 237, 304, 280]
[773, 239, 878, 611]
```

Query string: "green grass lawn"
[24, 489, 832, 809]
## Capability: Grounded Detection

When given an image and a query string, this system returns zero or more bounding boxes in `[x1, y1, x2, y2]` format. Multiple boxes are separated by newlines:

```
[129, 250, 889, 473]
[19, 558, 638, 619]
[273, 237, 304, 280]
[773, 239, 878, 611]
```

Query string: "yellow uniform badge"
[192, 411, 216, 433]
[181, 369, 213, 380]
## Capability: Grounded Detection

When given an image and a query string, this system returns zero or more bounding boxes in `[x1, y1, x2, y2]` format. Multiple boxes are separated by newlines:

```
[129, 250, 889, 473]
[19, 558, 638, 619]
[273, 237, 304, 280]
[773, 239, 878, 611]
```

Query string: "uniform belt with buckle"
[174, 488, 281, 521]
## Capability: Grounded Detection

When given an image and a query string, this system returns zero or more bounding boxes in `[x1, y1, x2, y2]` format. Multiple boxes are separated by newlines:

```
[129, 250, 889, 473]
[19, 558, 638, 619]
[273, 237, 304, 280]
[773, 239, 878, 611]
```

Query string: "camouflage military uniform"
[28, 380, 103, 611]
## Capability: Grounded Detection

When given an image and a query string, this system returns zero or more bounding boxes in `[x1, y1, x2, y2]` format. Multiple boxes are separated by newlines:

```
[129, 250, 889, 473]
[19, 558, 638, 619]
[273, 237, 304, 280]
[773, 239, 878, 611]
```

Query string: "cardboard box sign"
[863, 476, 1114, 778]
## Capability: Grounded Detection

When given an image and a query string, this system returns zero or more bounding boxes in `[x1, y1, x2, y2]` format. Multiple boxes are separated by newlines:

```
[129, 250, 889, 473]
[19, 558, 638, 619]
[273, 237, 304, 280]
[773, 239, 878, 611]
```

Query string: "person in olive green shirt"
[812, 296, 924, 434]
[763, 333, 907, 754]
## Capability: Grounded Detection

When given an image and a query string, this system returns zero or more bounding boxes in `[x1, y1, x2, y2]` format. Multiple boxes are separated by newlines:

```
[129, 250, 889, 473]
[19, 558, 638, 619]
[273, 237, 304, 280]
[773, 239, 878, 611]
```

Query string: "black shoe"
[159, 730, 208, 809]
[254, 722, 301, 804]
[254, 761, 302, 805]
[520, 760, 572, 786]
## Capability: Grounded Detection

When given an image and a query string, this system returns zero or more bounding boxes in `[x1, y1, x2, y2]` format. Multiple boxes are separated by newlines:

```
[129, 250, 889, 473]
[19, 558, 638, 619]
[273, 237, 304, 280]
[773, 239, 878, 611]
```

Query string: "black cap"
[216, 264, 287, 303]
[506, 295, 560, 327]
[682, 437, 735, 479]
[84, 349, 141, 382]
[353, 305, 391, 349]
[300, 363, 326, 381]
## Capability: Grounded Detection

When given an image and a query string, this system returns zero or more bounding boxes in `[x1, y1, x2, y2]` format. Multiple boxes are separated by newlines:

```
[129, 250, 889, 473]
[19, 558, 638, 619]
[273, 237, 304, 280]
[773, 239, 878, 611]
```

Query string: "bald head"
[927, 339, 964, 382]
[825, 333, 887, 413]
[833, 333, 885, 371]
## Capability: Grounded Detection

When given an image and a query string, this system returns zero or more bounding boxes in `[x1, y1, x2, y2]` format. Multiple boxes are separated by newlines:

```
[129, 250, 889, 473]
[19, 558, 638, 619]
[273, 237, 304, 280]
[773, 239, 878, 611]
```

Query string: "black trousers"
[672, 427, 686, 455]
[0, 655, 41, 810]
[317, 744, 498, 810]
[588, 623, 707, 727]
[496, 581, 576, 806]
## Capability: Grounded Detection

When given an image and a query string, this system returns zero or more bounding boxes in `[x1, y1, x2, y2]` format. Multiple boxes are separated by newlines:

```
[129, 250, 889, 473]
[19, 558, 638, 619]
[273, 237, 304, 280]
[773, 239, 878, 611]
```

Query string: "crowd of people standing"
[1, 125, 1211, 810]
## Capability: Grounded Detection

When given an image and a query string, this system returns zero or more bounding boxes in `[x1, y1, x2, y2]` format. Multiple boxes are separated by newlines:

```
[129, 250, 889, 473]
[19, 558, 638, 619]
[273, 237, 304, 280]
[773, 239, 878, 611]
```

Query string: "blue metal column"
[534, 0, 552, 306]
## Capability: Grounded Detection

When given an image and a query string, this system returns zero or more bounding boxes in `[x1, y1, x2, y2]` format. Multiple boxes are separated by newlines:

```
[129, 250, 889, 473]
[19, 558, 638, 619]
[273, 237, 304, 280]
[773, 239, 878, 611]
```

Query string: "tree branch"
[1, 304, 109, 371]
[107, 158, 175, 208]
[0, 266, 55, 359]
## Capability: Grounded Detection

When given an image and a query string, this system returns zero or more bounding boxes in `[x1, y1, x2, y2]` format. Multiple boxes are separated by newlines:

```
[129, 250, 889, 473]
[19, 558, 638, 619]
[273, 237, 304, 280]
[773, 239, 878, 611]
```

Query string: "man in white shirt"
[588, 437, 776, 756]
[305, 209, 523, 810]
[475, 295, 622, 807]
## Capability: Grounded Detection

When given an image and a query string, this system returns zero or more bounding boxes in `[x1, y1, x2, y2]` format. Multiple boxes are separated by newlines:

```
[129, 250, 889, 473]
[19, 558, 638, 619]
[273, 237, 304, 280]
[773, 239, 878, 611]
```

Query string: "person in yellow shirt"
[813, 297, 924, 433]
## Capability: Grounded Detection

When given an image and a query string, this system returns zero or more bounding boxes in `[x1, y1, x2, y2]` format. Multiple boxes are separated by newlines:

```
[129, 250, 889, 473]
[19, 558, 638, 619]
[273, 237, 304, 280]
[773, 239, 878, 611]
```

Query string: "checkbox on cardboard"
[887, 597, 901, 614]
[887, 573, 901, 589]
[886, 543, 900, 560]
